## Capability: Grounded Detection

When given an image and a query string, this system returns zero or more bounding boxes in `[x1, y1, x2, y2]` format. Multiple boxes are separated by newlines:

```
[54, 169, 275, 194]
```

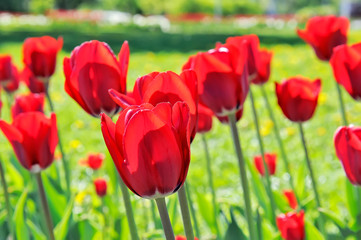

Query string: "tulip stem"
[201, 134, 220, 238]
[335, 82, 348, 126]
[0, 159, 14, 240]
[185, 183, 201, 238]
[35, 172, 55, 240]
[101, 198, 108, 240]
[118, 179, 140, 240]
[228, 112, 256, 240]
[151, 200, 161, 229]
[249, 87, 277, 226]
[155, 197, 175, 240]
[260, 85, 300, 207]
[298, 123, 326, 237]
[178, 185, 195, 240]
[45, 91, 71, 195]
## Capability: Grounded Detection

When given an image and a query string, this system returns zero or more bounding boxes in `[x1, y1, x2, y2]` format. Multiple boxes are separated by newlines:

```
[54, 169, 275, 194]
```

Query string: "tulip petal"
[118, 41, 129, 93]
[109, 88, 136, 109]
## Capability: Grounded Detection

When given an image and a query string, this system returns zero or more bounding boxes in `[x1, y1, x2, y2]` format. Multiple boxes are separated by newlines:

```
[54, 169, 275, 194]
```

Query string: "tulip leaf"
[318, 208, 345, 229]
[224, 208, 247, 240]
[345, 179, 359, 219]
[26, 219, 46, 240]
[273, 190, 290, 212]
[13, 187, 29, 240]
[54, 196, 74, 240]
[196, 191, 215, 231]
[305, 220, 324, 240]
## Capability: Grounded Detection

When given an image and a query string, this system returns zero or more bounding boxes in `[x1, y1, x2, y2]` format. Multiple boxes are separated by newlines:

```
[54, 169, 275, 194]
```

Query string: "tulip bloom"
[183, 45, 249, 120]
[283, 190, 298, 210]
[252, 50, 273, 85]
[94, 178, 107, 197]
[21, 68, 47, 94]
[0, 112, 58, 172]
[101, 102, 191, 199]
[197, 104, 213, 133]
[297, 15, 349, 61]
[254, 153, 277, 176]
[64, 40, 129, 117]
[0, 55, 19, 93]
[334, 126, 361, 185]
[275, 77, 321, 122]
[23, 36, 63, 79]
[109, 70, 198, 140]
[276, 211, 305, 240]
[330, 43, 361, 100]
[11, 93, 45, 119]
[80, 153, 105, 170]
[176, 236, 199, 240]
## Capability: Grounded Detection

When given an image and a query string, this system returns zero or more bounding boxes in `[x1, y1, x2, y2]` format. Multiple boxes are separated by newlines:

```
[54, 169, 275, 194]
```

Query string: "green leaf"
[345, 179, 358, 219]
[196, 191, 214, 230]
[305, 220, 324, 240]
[273, 191, 290, 213]
[54, 196, 74, 240]
[224, 208, 247, 240]
[319, 208, 345, 229]
[26, 219, 46, 240]
[13, 187, 29, 240]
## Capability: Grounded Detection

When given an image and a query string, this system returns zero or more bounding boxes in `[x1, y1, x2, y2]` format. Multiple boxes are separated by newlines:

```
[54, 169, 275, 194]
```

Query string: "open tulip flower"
[277, 211, 305, 240]
[183, 43, 249, 121]
[297, 15, 349, 61]
[275, 77, 321, 122]
[64, 40, 129, 117]
[0, 55, 19, 93]
[254, 152, 277, 176]
[23, 36, 63, 80]
[101, 101, 191, 199]
[330, 43, 361, 100]
[334, 126, 361, 185]
[94, 178, 107, 197]
[11, 93, 45, 119]
[80, 153, 105, 170]
[0, 112, 58, 172]
[109, 70, 198, 140]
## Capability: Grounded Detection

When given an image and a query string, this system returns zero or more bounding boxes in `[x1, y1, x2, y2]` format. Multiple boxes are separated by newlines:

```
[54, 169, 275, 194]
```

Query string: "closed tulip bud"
[80, 153, 105, 170]
[334, 126, 361, 185]
[175, 236, 199, 240]
[23, 36, 63, 79]
[0, 112, 58, 172]
[297, 15, 349, 61]
[109, 70, 198, 141]
[101, 102, 191, 199]
[0, 55, 19, 93]
[330, 43, 361, 100]
[11, 93, 45, 119]
[64, 40, 129, 117]
[197, 104, 213, 133]
[21, 68, 47, 94]
[252, 49, 273, 85]
[283, 190, 298, 210]
[276, 211, 305, 240]
[254, 153, 277, 176]
[275, 77, 321, 122]
[94, 178, 107, 197]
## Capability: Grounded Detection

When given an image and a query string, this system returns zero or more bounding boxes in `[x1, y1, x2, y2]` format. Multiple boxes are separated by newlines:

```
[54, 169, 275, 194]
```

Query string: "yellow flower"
[286, 127, 296, 136]
[261, 119, 274, 136]
[74, 120, 84, 129]
[318, 92, 327, 105]
[317, 127, 326, 136]
[70, 140, 81, 149]
[75, 191, 88, 204]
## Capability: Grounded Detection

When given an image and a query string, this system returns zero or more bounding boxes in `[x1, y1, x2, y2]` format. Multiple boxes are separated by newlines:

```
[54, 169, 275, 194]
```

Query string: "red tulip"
[297, 15, 349, 61]
[21, 68, 47, 94]
[101, 102, 191, 198]
[11, 93, 45, 119]
[183, 44, 249, 120]
[23, 36, 63, 78]
[283, 190, 298, 210]
[251, 49, 273, 85]
[254, 153, 277, 176]
[175, 236, 199, 240]
[0, 55, 19, 93]
[330, 43, 361, 100]
[0, 112, 58, 172]
[80, 153, 105, 170]
[109, 70, 198, 140]
[275, 77, 321, 122]
[277, 211, 305, 240]
[334, 126, 361, 185]
[94, 178, 107, 197]
[64, 40, 129, 117]
[197, 104, 213, 133]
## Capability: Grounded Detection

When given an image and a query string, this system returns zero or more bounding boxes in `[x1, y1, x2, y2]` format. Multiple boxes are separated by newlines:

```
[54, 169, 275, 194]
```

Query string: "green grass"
[0, 22, 361, 239]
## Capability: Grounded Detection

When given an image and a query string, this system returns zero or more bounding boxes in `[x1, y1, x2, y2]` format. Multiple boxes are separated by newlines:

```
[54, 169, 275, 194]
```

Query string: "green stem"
[260, 85, 300, 207]
[228, 112, 256, 240]
[151, 200, 161, 229]
[249, 87, 277, 226]
[118, 179, 140, 240]
[5, 92, 13, 118]
[201, 134, 220, 238]
[0, 159, 14, 239]
[35, 172, 55, 240]
[101, 198, 108, 240]
[177, 185, 195, 240]
[45, 91, 70, 195]
[155, 198, 175, 240]
[256, 208, 263, 240]
[185, 183, 200, 238]
[335, 81, 348, 126]
[298, 123, 326, 237]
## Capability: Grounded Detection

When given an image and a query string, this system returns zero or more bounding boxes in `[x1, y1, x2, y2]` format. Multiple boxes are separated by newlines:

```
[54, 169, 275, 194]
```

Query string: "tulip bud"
[94, 178, 107, 197]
